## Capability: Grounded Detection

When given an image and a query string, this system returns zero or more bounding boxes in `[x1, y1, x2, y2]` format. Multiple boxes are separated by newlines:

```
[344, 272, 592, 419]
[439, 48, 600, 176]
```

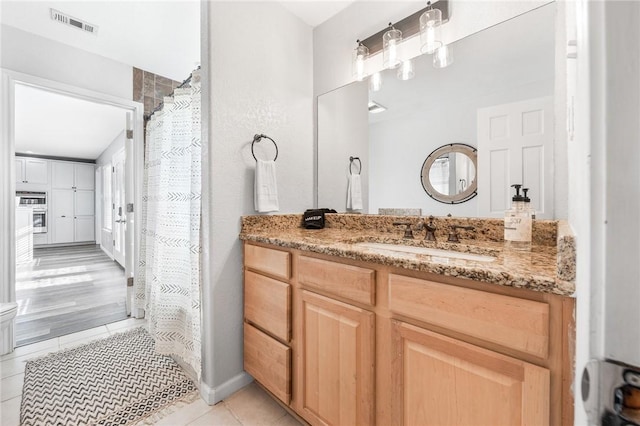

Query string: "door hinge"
[113, 203, 115, 210]
[113, 240, 115, 246]
[126, 130, 134, 139]
[112, 166, 115, 172]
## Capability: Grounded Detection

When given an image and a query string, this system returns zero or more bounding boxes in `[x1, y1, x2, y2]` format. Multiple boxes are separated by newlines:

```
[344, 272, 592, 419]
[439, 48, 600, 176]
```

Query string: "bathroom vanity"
[240, 214, 576, 426]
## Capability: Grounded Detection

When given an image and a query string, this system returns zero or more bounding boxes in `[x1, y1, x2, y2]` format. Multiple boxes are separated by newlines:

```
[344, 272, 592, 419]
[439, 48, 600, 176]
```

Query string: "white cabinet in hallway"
[52, 161, 75, 189]
[51, 189, 75, 244]
[15, 157, 49, 189]
[74, 216, 95, 242]
[51, 161, 96, 244]
[52, 162, 94, 190]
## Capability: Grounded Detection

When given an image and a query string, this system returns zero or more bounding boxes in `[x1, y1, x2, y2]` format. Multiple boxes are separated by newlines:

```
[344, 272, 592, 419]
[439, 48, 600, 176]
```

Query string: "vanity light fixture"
[433, 44, 454, 68]
[419, 1, 443, 54]
[397, 60, 415, 81]
[352, 39, 369, 81]
[383, 23, 403, 69]
[370, 72, 383, 92]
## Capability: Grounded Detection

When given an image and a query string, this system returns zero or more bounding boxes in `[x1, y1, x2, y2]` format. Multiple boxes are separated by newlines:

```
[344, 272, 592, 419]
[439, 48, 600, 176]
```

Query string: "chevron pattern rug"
[20, 328, 197, 426]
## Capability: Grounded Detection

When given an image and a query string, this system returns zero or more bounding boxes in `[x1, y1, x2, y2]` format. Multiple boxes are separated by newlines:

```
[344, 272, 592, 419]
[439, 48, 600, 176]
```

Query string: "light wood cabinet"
[244, 323, 291, 404]
[390, 321, 549, 426]
[388, 274, 550, 358]
[244, 270, 290, 343]
[243, 245, 292, 405]
[299, 290, 374, 426]
[242, 242, 574, 426]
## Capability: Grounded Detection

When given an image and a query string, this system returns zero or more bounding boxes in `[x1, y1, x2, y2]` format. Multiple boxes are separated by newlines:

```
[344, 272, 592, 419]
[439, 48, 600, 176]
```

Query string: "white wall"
[317, 81, 369, 211]
[201, 1, 313, 402]
[1, 24, 132, 100]
[96, 131, 125, 258]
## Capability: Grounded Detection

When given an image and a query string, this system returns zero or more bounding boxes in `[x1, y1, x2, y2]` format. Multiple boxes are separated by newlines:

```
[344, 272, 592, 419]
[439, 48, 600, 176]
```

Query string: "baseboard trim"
[200, 372, 254, 405]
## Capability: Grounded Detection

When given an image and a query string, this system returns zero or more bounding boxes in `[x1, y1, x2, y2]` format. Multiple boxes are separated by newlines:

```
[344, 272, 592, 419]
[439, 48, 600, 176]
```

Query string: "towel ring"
[349, 156, 362, 175]
[251, 134, 279, 162]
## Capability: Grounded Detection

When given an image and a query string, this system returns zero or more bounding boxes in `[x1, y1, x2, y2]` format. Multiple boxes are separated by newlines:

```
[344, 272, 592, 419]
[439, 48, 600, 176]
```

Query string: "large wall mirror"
[317, 3, 556, 217]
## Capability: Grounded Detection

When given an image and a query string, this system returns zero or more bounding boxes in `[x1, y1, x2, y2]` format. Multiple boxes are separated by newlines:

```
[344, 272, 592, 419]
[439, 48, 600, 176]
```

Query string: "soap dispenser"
[504, 184, 532, 251]
[523, 188, 535, 220]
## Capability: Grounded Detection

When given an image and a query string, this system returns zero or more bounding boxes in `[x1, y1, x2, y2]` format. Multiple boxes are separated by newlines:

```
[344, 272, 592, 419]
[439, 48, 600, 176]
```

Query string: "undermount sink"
[354, 242, 496, 263]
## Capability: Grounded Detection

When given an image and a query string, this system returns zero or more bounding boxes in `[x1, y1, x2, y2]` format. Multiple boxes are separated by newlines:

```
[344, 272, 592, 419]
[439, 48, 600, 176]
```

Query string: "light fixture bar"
[360, 0, 449, 54]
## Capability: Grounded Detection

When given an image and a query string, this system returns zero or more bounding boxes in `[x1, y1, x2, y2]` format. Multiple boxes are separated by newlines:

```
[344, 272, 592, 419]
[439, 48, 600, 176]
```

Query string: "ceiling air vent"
[50, 9, 98, 35]
[368, 101, 387, 114]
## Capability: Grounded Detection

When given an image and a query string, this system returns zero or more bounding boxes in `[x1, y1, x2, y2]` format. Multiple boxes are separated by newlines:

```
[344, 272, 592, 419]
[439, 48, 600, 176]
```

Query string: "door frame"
[0, 69, 145, 345]
[111, 147, 126, 267]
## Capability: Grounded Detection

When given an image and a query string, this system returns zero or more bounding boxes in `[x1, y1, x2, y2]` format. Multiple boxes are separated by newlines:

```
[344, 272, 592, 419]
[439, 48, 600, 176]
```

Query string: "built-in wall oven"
[16, 191, 47, 234]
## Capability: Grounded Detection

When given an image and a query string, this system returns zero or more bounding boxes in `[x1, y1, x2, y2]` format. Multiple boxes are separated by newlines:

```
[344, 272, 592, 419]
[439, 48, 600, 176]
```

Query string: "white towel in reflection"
[254, 159, 279, 213]
[347, 174, 363, 210]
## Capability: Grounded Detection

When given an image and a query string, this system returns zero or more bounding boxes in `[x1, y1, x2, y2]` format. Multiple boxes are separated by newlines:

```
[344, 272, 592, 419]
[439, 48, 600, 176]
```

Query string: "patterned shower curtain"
[136, 71, 202, 378]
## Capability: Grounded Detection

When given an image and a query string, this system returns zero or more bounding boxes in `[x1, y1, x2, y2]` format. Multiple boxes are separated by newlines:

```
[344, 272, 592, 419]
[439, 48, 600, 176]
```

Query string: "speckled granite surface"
[240, 214, 576, 296]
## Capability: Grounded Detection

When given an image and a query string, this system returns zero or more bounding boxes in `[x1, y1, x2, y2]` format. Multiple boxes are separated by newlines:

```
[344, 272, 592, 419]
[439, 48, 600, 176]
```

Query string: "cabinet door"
[75, 216, 95, 242]
[391, 321, 550, 426]
[300, 290, 374, 426]
[75, 164, 95, 190]
[52, 162, 75, 189]
[24, 158, 48, 184]
[15, 158, 25, 184]
[51, 189, 74, 244]
[53, 217, 74, 244]
[75, 190, 95, 216]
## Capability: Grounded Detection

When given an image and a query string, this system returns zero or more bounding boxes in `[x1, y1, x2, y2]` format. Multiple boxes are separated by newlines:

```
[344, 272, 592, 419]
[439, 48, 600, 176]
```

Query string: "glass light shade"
[397, 60, 414, 81]
[383, 27, 402, 69]
[352, 43, 369, 81]
[420, 8, 443, 54]
[433, 44, 453, 68]
[369, 72, 382, 92]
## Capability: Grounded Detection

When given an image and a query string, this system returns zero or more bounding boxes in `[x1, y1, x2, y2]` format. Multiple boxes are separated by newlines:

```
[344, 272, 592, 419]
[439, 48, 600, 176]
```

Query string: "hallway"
[15, 245, 127, 346]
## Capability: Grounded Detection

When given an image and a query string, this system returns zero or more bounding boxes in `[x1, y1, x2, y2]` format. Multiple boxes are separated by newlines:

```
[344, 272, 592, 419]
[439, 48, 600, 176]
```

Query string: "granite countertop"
[239, 214, 576, 297]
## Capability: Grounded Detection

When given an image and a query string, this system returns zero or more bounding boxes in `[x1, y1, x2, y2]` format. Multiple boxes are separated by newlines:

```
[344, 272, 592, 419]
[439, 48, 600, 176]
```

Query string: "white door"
[477, 96, 554, 218]
[112, 149, 126, 267]
[51, 189, 74, 243]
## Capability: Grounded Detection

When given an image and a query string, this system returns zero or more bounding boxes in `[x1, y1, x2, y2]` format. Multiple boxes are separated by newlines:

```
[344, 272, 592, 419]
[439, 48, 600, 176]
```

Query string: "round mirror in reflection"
[420, 143, 478, 204]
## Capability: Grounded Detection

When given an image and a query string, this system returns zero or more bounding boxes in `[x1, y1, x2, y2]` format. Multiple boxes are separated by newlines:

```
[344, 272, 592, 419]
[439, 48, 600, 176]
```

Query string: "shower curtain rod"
[144, 66, 201, 121]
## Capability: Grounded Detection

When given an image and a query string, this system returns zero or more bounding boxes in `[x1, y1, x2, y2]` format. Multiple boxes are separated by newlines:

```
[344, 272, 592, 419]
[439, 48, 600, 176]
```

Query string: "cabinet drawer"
[389, 274, 549, 358]
[244, 270, 290, 343]
[244, 323, 291, 404]
[244, 244, 291, 280]
[298, 256, 375, 306]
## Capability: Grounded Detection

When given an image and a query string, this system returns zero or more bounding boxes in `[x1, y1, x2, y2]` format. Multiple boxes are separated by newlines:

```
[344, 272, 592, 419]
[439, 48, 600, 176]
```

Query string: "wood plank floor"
[15, 245, 128, 347]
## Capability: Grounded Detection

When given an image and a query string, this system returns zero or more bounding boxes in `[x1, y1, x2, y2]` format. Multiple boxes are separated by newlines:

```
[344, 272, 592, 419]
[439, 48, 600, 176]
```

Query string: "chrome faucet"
[447, 225, 475, 243]
[393, 222, 415, 239]
[423, 216, 437, 241]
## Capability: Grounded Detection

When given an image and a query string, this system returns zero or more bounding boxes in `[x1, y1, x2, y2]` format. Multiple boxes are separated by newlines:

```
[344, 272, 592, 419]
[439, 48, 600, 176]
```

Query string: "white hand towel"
[254, 159, 279, 213]
[347, 174, 363, 210]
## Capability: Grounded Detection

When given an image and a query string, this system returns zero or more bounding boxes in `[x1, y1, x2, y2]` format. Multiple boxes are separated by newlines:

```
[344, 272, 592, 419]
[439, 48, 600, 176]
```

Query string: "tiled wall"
[132, 67, 181, 117]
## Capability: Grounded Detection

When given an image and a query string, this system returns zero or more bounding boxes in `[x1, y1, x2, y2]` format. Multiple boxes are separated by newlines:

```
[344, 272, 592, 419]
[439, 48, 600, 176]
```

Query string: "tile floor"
[1, 318, 303, 426]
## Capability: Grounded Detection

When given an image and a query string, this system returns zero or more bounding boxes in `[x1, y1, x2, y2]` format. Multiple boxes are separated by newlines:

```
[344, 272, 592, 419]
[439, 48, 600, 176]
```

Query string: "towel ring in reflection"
[251, 134, 279, 162]
[349, 156, 362, 175]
